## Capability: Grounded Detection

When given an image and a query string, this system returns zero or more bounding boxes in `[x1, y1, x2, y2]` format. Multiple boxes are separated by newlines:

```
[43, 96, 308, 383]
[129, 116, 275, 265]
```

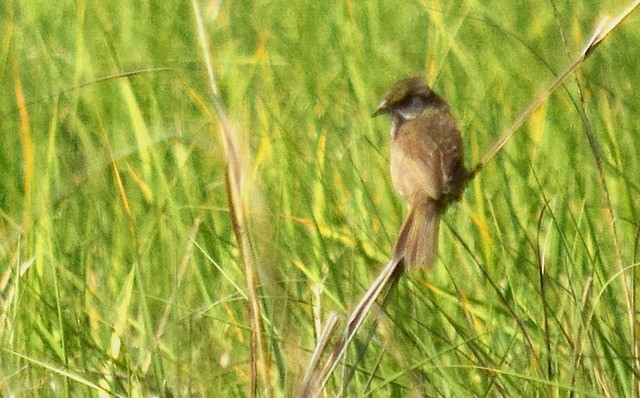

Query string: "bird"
[372, 76, 467, 269]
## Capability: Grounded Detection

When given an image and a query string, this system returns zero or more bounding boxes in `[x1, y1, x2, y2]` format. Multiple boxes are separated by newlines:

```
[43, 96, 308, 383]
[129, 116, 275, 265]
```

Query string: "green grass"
[1, 0, 639, 396]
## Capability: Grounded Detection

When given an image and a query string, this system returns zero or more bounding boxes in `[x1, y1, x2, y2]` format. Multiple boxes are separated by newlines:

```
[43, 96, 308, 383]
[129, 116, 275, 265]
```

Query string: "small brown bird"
[373, 77, 467, 269]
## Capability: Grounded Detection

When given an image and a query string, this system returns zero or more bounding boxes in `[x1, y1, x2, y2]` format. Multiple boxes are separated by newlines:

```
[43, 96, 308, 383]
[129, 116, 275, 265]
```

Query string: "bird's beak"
[371, 101, 388, 118]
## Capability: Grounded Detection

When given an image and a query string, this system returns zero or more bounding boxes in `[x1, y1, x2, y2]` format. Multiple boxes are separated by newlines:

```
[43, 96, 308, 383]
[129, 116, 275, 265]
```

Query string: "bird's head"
[372, 77, 444, 120]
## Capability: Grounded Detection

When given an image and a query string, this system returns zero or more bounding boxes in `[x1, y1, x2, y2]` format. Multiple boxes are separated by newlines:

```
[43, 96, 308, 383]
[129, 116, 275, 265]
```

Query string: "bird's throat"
[391, 116, 405, 139]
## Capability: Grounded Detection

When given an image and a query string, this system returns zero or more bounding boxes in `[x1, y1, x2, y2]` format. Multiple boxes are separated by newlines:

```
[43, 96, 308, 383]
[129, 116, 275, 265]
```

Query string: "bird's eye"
[412, 96, 427, 108]
[397, 95, 422, 107]
[395, 96, 426, 119]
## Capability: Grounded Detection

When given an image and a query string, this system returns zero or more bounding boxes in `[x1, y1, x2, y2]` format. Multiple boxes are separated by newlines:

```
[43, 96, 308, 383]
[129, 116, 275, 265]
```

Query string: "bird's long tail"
[392, 198, 440, 269]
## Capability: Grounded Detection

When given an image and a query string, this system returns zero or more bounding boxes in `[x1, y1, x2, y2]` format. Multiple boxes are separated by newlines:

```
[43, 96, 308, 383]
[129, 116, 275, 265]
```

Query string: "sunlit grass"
[1, 0, 638, 396]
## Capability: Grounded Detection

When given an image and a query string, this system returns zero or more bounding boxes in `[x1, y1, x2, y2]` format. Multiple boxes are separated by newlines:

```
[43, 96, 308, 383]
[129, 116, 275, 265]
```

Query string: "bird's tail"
[392, 198, 440, 269]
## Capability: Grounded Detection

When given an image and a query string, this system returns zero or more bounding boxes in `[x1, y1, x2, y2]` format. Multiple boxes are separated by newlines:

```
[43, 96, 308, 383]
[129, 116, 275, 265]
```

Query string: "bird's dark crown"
[382, 77, 434, 107]
[372, 76, 444, 119]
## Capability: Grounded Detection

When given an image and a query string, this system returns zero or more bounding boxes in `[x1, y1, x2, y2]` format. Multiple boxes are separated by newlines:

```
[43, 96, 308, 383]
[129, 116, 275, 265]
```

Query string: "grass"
[1, 0, 639, 396]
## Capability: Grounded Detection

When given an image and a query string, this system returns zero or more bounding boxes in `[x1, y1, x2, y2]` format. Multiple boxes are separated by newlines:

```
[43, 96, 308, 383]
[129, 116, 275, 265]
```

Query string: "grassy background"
[1, 0, 639, 396]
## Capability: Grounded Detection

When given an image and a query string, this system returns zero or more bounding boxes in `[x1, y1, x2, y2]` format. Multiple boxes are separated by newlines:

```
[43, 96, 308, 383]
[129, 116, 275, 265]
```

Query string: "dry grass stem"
[191, 1, 272, 396]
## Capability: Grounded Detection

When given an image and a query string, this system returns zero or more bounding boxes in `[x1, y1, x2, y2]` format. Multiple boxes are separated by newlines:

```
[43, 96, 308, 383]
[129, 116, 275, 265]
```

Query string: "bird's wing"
[391, 107, 463, 201]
